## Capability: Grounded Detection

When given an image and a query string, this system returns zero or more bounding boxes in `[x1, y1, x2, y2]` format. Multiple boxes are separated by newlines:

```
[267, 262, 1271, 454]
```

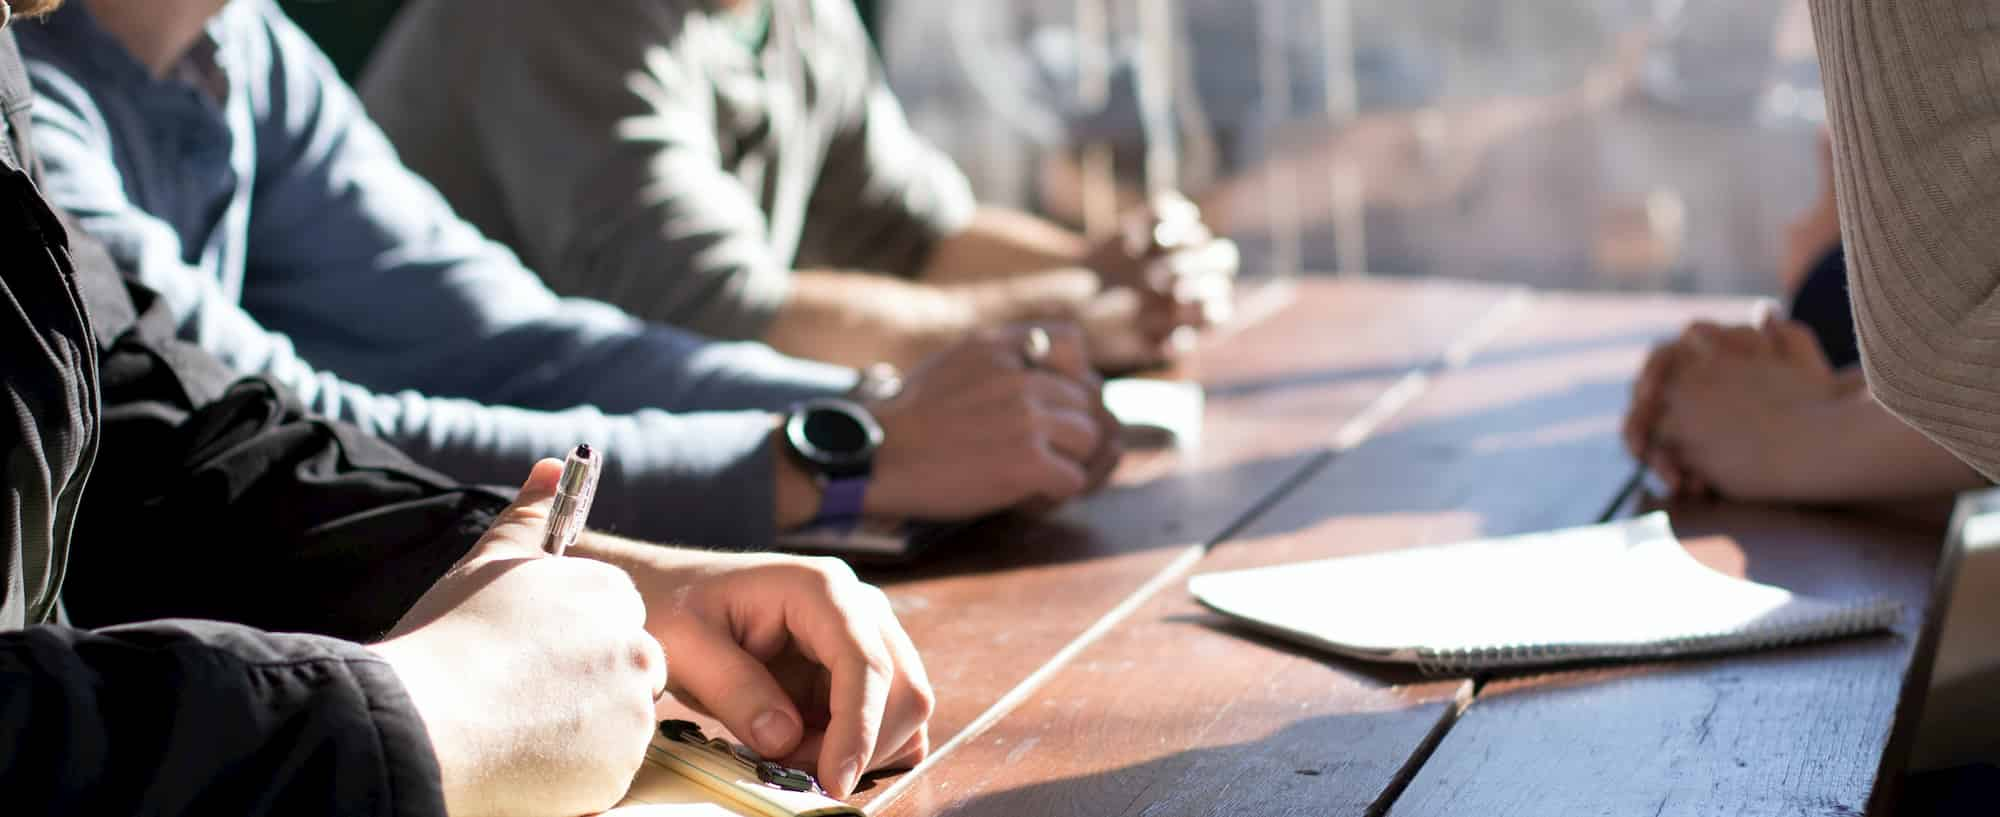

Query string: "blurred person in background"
[964, 0, 1652, 277]
[361, 0, 1237, 375]
[1792, 0, 2000, 808]
[18, 0, 1122, 553]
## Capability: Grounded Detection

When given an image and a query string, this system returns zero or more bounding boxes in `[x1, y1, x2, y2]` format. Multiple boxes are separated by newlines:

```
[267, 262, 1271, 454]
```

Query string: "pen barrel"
[542, 491, 591, 556]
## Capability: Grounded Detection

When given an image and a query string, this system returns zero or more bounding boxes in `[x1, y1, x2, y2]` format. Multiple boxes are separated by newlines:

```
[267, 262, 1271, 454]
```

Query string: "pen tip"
[576, 443, 592, 459]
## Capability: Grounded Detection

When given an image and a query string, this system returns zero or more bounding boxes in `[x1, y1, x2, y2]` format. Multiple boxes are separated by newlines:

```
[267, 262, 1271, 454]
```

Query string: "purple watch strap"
[812, 476, 868, 530]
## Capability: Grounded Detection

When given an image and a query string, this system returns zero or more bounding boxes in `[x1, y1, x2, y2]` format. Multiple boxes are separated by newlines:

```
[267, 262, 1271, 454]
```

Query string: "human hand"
[865, 324, 1121, 520]
[1624, 320, 1769, 496]
[595, 548, 934, 799]
[1625, 317, 1844, 501]
[1081, 194, 1238, 369]
[371, 460, 667, 817]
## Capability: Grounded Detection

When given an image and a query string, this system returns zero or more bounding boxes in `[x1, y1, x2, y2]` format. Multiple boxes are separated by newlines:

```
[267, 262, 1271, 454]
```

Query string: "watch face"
[804, 408, 870, 454]
[788, 398, 883, 476]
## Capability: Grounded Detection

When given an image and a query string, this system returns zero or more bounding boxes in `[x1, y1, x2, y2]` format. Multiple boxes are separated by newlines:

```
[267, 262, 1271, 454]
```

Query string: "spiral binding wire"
[1412, 596, 1902, 676]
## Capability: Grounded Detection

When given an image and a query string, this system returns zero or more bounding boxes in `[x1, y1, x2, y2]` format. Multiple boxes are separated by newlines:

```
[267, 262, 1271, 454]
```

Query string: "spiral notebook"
[1188, 512, 1900, 675]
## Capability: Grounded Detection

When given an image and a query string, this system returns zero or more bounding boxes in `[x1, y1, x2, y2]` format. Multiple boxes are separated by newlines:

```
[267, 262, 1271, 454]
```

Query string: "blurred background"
[288, 0, 1826, 298]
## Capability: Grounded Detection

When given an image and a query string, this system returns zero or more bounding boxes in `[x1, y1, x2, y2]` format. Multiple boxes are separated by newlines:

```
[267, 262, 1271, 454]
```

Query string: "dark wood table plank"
[844, 278, 1519, 807]
[1387, 502, 1950, 817]
[871, 290, 1753, 817]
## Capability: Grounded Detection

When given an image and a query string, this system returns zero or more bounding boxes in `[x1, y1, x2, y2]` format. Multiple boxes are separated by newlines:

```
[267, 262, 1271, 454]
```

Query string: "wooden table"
[847, 277, 1954, 817]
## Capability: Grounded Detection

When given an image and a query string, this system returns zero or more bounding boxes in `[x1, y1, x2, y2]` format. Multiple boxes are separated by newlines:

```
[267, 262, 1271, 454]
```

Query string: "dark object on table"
[1789, 244, 1859, 369]
[1898, 764, 2000, 817]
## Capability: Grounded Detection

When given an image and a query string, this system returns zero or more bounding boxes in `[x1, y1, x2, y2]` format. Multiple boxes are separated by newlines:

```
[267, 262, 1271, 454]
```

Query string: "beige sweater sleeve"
[1812, 0, 2000, 481]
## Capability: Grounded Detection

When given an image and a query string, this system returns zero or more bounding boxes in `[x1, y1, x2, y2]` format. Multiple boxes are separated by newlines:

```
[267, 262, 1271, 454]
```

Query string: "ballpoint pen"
[541, 444, 602, 556]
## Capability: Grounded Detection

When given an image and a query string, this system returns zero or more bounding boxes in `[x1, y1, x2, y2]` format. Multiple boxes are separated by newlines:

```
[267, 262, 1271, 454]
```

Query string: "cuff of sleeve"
[682, 340, 859, 411]
[889, 156, 980, 281]
[690, 257, 795, 343]
[348, 653, 450, 817]
[594, 410, 789, 550]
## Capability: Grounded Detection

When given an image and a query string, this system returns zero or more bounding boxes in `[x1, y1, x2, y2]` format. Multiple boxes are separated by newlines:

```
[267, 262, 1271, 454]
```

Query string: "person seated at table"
[357, 0, 1236, 374]
[17, 0, 1120, 554]
[0, 5, 928, 812]
[1620, 130, 1984, 505]
[1806, 0, 2000, 804]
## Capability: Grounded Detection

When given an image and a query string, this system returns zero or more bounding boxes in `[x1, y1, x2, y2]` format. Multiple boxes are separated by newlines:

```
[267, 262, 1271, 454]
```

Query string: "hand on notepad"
[372, 459, 667, 817]
[631, 550, 935, 799]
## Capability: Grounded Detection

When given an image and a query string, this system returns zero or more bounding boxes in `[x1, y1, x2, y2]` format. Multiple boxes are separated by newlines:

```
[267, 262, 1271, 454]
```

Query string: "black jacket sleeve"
[0, 620, 445, 816]
[58, 226, 511, 642]
[0, 28, 471, 814]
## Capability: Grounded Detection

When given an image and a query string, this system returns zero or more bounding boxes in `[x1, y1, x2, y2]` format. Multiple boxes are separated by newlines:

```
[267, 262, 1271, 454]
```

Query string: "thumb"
[659, 624, 808, 760]
[474, 458, 567, 557]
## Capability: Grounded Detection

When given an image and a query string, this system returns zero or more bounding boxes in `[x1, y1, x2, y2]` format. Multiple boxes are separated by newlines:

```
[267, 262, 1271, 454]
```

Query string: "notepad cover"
[605, 730, 859, 817]
[1188, 512, 1899, 674]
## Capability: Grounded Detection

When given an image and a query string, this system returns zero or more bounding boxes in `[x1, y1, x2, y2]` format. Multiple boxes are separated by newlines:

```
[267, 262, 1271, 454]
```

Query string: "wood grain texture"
[871, 291, 1753, 817]
[1387, 503, 1946, 817]
[844, 278, 1517, 807]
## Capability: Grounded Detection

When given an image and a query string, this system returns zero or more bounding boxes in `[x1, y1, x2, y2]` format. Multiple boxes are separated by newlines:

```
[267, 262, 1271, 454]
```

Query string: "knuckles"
[626, 633, 667, 686]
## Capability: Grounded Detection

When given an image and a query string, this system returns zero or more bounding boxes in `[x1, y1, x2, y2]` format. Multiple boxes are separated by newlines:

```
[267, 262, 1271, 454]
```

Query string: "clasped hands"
[1622, 311, 1852, 501]
[1081, 193, 1239, 371]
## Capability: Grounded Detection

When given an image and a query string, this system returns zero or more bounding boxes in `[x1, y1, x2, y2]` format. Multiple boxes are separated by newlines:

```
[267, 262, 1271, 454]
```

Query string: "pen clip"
[658, 720, 825, 794]
[542, 444, 602, 556]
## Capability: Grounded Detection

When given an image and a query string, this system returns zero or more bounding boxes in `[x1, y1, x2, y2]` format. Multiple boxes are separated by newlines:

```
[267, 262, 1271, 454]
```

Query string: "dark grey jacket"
[0, 25, 502, 815]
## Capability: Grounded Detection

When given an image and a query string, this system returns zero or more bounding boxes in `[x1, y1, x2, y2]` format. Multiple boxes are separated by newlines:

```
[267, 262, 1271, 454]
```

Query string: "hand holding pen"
[370, 454, 663, 816]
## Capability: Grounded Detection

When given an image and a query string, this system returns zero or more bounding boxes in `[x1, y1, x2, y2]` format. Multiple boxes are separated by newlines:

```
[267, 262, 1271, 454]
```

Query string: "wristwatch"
[783, 397, 884, 529]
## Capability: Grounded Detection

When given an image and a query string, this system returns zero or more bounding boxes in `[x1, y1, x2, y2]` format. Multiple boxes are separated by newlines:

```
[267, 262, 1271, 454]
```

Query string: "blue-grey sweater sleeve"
[20, 5, 855, 548]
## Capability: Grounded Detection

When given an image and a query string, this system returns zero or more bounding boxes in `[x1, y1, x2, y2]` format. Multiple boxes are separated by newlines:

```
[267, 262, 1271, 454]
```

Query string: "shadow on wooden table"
[1170, 613, 1439, 689]
[860, 448, 1330, 584]
[868, 375, 1637, 586]
[1210, 376, 1640, 546]
[887, 709, 1447, 817]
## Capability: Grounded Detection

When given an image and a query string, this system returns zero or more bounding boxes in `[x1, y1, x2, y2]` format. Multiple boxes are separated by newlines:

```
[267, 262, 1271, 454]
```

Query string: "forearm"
[763, 268, 1097, 369]
[1787, 389, 1986, 502]
[762, 270, 978, 369]
[918, 207, 1091, 285]
[322, 391, 799, 550]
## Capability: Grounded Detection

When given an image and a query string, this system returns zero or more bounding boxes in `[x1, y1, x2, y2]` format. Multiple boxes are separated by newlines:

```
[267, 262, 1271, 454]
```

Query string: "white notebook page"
[1189, 513, 1899, 673]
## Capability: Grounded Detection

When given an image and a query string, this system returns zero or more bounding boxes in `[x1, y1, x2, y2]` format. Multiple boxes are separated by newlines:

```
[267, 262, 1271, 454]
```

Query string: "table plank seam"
[1365, 681, 1477, 817]
[1365, 463, 1645, 817]
[867, 287, 1537, 815]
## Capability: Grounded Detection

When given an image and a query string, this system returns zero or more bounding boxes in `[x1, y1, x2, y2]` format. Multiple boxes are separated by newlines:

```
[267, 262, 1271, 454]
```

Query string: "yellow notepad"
[606, 722, 860, 817]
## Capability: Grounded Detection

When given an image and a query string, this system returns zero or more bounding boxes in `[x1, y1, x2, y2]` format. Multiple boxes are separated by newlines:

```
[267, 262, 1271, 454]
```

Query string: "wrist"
[1780, 393, 1869, 500]
[370, 639, 477, 816]
[772, 418, 825, 530]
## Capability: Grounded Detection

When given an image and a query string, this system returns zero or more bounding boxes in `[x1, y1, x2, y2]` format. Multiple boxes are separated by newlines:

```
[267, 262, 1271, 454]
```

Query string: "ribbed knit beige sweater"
[1814, 0, 2000, 481]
